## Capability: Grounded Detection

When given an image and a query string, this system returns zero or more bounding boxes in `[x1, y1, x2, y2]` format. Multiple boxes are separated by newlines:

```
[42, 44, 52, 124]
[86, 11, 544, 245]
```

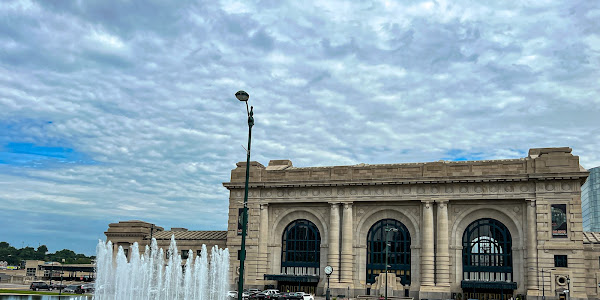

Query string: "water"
[94, 236, 230, 300]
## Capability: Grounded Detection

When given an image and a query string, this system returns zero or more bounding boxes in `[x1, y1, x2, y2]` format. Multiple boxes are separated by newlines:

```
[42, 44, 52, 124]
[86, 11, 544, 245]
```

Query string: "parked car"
[64, 284, 84, 294]
[30, 282, 51, 291]
[251, 289, 280, 300]
[295, 292, 314, 300]
[228, 291, 238, 299]
[275, 292, 302, 300]
[82, 283, 95, 293]
[50, 283, 66, 290]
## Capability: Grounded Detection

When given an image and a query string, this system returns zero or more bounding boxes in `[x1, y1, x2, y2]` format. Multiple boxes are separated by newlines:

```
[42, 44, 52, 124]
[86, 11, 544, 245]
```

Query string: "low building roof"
[152, 230, 227, 240]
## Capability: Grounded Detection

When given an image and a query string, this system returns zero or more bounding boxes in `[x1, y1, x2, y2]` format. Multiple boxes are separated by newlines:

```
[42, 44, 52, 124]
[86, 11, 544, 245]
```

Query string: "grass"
[0, 289, 87, 296]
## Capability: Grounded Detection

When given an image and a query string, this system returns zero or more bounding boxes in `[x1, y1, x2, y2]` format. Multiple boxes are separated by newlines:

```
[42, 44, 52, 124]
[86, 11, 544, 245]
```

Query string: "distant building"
[104, 220, 227, 260]
[583, 166, 600, 231]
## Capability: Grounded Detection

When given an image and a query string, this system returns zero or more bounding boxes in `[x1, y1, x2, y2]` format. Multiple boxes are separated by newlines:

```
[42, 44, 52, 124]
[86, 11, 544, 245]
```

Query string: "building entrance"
[277, 281, 317, 295]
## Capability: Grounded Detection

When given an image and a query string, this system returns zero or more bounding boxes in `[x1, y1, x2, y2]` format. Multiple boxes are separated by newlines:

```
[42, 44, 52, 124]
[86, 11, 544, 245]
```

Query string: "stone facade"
[104, 220, 227, 260]
[223, 147, 598, 300]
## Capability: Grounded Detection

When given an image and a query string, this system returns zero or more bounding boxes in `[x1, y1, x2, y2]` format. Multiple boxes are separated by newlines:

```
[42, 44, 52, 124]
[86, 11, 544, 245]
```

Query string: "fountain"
[94, 236, 230, 300]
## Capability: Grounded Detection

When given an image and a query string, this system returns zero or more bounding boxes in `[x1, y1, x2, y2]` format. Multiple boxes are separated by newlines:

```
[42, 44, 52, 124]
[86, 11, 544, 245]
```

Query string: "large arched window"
[281, 219, 321, 276]
[366, 219, 411, 285]
[462, 218, 512, 282]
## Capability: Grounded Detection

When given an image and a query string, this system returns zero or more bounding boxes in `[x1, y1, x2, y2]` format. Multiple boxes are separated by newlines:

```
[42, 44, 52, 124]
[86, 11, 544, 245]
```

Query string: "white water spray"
[94, 236, 229, 300]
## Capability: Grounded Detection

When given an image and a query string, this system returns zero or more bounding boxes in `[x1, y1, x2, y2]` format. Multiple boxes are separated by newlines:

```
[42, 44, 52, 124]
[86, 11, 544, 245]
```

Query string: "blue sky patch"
[443, 149, 485, 161]
[0, 142, 95, 167]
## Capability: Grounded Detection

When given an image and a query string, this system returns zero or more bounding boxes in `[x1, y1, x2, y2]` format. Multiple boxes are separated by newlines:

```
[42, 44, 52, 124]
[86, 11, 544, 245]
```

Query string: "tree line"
[0, 241, 95, 266]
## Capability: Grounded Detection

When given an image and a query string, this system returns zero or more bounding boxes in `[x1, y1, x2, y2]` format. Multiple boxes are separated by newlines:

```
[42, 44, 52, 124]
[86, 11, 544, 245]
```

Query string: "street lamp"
[567, 275, 570, 300]
[325, 265, 333, 300]
[236, 90, 254, 300]
[540, 268, 555, 300]
[385, 227, 398, 300]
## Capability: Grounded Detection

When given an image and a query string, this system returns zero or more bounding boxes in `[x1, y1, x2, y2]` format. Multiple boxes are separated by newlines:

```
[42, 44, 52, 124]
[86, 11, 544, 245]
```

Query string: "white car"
[228, 291, 238, 299]
[295, 292, 314, 300]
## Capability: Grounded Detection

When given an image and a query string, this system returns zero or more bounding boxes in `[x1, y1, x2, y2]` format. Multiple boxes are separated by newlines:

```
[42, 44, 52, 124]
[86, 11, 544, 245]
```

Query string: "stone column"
[341, 202, 353, 284]
[329, 203, 341, 283]
[436, 200, 450, 286]
[421, 201, 435, 286]
[258, 203, 269, 278]
[526, 199, 538, 291]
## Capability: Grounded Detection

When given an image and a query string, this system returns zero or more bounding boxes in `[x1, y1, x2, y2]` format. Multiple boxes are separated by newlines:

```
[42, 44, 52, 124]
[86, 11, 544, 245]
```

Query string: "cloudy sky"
[1, 0, 599, 255]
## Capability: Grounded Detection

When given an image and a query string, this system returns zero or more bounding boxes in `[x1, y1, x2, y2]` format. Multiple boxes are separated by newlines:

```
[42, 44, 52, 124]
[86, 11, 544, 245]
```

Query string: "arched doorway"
[277, 219, 321, 294]
[462, 218, 515, 300]
[366, 219, 411, 287]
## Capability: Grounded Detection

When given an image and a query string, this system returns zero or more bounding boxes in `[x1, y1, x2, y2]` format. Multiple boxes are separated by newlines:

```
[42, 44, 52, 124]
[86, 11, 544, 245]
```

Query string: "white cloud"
[0, 0, 598, 254]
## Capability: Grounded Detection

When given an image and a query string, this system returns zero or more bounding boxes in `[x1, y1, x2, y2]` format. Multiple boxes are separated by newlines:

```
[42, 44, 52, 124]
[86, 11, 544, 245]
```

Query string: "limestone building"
[222, 147, 599, 300]
[104, 220, 227, 260]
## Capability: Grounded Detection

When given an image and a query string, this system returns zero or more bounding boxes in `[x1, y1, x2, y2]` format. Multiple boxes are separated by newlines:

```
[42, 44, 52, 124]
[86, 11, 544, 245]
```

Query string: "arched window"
[366, 219, 411, 285]
[281, 219, 321, 276]
[462, 218, 512, 282]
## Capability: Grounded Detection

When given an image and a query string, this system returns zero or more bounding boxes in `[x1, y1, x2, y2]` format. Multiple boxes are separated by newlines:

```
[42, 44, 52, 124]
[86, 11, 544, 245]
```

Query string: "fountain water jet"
[94, 236, 229, 300]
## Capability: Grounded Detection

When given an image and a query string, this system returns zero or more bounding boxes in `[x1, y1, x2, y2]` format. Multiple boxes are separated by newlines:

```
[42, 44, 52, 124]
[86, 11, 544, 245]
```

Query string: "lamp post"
[385, 227, 398, 300]
[566, 275, 570, 300]
[541, 268, 555, 300]
[325, 265, 333, 300]
[236, 90, 253, 300]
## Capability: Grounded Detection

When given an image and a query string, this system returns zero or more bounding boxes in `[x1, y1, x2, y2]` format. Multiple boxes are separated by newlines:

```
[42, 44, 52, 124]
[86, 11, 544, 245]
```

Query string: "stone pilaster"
[421, 201, 435, 286]
[526, 199, 538, 292]
[341, 202, 353, 285]
[329, 203, 341, 284]
[436, 200, 450, 287]
[258, 203, 269, 279]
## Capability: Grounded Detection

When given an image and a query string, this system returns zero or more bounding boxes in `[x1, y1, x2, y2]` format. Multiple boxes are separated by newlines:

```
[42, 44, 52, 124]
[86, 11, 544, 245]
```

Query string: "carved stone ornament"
[460, 186, 468, 193]
[418, 187, 425, 194]
[445, 186, 454, 193]
[561, 183, 571, 191]
[389, 187, 398, 194]
[545, 183, 554, 191]
[520, 184, 529, 192]
[350, 189, 358, 195]
[301, 190, 308, 196]
[489, 184, 498, 192]
[266, 191, 272, 197]
[312, 189, 320, 196]
[475, 186, 483, 193]
[363, 188, 371, 195]
[431, 187, 439, 194]
[376, 188, 384, 195]
[324, 189, 332, 196]
[337, 189, 345, 196]
[505, 185, 514, 192]
[287, 190, 296, 196]
[403, 187, 411, 194]
[277, 190, 284, 197]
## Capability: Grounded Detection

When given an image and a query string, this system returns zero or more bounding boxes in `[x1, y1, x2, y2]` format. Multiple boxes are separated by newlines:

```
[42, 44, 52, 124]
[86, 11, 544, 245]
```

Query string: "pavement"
[0, 283, 29, 290]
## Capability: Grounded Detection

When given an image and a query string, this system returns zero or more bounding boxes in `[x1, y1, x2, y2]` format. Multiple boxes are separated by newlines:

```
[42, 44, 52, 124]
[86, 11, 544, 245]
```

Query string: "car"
[82, 283, 95, 293]
[275, 292, 302, 300]
[30, 282, 51, 291]
[64, 284, 84, 294]
[228, 291, 238, 299]
[251, 289, 280, 300]
[295, 292, 314, 300]
[50, 283, 66, 290]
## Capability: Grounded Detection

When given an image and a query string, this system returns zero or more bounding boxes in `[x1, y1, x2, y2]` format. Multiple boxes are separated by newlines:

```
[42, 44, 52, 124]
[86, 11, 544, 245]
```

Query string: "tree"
[35, 245, 48, 260]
